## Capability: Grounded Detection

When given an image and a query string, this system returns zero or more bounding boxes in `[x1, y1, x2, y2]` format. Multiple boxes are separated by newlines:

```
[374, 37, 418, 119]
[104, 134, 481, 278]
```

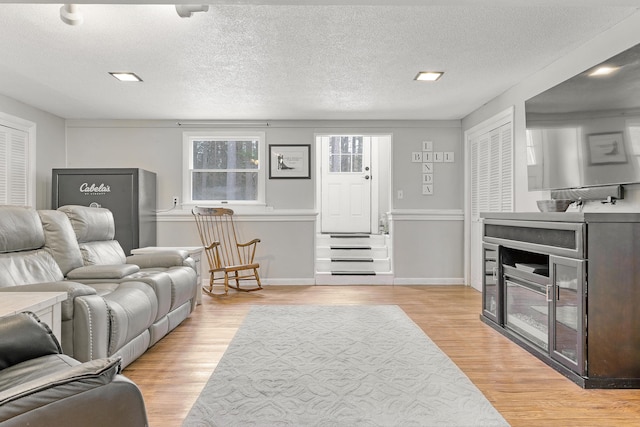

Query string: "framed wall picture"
[269, 144, 311, 179]
[587, 132, 627, 165]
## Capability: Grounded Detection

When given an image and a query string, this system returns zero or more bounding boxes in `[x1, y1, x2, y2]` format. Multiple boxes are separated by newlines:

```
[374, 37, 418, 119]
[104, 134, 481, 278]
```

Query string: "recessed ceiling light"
[588, 66, 619, 77]
[109, 72, 143, 82]
[415, 71, 444, 82]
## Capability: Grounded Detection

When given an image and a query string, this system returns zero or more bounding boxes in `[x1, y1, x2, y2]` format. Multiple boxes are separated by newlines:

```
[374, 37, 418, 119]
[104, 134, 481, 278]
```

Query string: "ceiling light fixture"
[60, 4, 83, 26]
[109, 72, 143, 82]
[588, 66, 620, 77]
[175, 4, 210, 18]
[415, 71, 444, 82]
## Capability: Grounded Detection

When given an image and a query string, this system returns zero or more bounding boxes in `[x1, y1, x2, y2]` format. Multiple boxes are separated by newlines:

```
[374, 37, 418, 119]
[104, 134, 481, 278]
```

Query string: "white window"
[182, 132, 265, 205]
[0, 118, 35, 206]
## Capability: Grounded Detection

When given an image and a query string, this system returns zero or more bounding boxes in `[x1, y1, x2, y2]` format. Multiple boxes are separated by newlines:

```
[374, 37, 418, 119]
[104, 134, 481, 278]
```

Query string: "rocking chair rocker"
[192, 207, 262, 295]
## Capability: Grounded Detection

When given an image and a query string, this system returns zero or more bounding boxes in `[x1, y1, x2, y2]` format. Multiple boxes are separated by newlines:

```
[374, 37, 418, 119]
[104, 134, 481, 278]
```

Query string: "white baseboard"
[315, 273, 394, 285]
[261, 278, 316, 286]
[258, 277, 465, 286]
[392, 278, 465, 285]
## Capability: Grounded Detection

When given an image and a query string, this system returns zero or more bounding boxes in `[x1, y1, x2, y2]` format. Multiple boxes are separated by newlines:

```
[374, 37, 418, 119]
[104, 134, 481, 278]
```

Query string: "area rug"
[183, 305, 509, 427]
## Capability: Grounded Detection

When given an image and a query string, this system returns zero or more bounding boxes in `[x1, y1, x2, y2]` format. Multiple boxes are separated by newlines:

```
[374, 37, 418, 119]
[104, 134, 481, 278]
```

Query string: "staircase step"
[317, 233, 386, 247]
[316, 232, 391, 282]
[331, 271, 377, 276]
[317, 247, 387, 258]
[330, 245, 371, 250]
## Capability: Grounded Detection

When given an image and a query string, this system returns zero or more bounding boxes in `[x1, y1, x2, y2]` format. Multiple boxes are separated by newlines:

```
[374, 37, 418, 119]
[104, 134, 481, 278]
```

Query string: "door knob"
[365, 175, 370, 180]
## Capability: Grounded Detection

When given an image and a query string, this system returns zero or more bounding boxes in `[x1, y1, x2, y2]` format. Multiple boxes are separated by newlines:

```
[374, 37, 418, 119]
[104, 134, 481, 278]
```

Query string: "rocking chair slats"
[192, 207, 262, 295]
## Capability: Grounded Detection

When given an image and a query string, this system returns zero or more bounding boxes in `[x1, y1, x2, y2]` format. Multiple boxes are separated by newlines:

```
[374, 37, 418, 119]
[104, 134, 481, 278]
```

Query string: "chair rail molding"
[388, 209, 464, 222]
[157, 209, 318, 223]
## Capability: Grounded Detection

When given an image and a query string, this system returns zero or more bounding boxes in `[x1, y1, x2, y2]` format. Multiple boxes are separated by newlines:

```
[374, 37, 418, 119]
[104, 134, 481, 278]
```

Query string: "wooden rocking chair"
[192, 207, 262, 296]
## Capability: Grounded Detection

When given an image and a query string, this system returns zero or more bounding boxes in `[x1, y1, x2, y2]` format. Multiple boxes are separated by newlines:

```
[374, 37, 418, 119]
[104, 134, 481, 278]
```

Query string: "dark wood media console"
[481, 212, 640, 388]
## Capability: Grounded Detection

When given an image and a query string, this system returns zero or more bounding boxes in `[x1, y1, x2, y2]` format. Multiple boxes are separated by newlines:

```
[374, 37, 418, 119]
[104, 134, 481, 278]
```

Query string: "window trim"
[182, 131, 266, 207]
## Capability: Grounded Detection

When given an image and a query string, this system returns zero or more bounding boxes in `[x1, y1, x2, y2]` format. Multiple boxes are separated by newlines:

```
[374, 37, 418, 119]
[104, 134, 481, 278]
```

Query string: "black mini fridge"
[52, 168, 157, 255]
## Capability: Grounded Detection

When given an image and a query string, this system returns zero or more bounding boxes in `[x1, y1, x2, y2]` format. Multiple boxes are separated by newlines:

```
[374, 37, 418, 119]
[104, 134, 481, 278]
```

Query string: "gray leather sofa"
[0, 204, 198, 368]
[0, 312, 147, 427]
[54, 205, 198, 349]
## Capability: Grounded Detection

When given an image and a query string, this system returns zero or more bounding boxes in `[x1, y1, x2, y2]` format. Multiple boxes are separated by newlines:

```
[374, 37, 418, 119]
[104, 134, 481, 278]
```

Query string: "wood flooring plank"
[123, 285, 640, 426]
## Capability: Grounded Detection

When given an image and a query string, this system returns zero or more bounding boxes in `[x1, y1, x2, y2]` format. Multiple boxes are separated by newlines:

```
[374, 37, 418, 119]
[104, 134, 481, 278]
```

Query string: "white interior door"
[320, 135, 372, 233]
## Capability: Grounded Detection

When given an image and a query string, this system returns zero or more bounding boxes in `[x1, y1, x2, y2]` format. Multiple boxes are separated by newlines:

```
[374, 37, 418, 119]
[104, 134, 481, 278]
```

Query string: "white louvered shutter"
[500, 123, 513, 211]
[0, 125, 29, 205]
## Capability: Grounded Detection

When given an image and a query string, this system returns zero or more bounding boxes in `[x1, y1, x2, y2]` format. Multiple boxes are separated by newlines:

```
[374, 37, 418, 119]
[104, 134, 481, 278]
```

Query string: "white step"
[316, 246, 388, 258]
[315, 272, 394, 285]
[316, 258, 391, 272]
[315, 233, 392, 277]
[316, 233, 387, 247]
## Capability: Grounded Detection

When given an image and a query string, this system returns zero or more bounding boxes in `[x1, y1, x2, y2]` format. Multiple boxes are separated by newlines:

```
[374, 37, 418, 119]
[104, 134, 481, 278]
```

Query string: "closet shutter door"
[470, 135, 479, 220]
[500, 122, 513, 211]
[0, 125, 29, 205]
[472, 122, 513, 217]
[0, 129, 6, 204]
[468, 114, 513, 290]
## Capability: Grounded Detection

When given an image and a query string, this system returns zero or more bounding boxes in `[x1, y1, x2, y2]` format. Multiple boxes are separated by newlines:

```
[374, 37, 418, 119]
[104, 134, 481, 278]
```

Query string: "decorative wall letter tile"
[412, 152, 423, 162]
[444, 152, 455, 162]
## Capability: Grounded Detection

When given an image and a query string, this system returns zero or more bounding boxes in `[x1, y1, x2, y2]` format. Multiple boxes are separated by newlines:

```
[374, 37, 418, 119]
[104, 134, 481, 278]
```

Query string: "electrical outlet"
[397, 190, 403, 199]
[172, 196, 179, 206]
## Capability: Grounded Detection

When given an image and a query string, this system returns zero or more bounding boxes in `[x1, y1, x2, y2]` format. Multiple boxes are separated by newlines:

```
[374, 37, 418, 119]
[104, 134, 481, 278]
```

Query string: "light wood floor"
[123, 285, 640, 426]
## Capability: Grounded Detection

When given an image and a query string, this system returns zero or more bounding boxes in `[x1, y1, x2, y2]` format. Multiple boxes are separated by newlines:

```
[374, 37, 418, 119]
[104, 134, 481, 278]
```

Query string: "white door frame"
[315, 134, 390, 235]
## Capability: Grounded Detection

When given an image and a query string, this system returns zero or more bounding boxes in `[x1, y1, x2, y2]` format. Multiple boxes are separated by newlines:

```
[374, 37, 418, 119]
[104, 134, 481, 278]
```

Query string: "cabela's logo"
[79, 183, 111, 195]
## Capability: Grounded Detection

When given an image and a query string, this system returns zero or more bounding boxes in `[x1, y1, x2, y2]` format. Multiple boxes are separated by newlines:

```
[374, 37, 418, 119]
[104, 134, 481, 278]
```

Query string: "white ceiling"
[0, 1, 639, 121]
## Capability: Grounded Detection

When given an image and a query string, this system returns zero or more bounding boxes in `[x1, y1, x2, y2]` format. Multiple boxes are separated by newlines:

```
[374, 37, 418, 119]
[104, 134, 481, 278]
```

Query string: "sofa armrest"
[0, 356, 122, 422]
[126, 251, 190, 268]
[0, 313, 61, 370]
[66, 264, 140, 280]
[69, 295, 110, 362]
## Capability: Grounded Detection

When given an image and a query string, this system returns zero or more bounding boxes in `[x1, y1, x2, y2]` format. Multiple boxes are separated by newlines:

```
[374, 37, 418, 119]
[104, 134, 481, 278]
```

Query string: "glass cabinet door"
[482, 243, 501, 324]
[549, 255, 586, 375]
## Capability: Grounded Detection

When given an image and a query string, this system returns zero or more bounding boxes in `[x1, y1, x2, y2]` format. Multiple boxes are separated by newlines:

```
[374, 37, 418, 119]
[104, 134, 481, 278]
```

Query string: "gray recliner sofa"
[0, 312, 147, 427]
[50, 205, 198, 349]
[0, 204, 198, 368]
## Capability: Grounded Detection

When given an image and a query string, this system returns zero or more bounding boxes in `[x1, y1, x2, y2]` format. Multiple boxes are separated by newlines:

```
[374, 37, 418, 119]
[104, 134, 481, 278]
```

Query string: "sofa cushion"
[58, 205, 116, 243]
[79, 241, 127, 265]
[0, 206, 44, 253]
[0, 250, 65, 286]
[38, 210, 84, 275]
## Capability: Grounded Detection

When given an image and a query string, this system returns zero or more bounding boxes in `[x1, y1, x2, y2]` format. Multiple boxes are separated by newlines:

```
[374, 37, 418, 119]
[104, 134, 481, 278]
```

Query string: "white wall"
[64, 119, 464, 283]
[462, 12, 640, 213]
[0, 94, 66, 209]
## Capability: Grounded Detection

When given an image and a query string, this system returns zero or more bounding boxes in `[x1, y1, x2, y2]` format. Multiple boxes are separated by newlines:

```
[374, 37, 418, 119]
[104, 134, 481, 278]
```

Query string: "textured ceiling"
[0, 2, 638, 120]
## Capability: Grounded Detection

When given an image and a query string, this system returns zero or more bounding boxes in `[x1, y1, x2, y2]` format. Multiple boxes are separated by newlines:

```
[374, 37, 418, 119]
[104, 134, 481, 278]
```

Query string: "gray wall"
[63, 119, 464, 283]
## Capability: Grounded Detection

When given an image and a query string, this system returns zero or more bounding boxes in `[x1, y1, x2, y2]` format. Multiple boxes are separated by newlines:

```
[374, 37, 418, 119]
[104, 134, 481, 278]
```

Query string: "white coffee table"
[0, 292, 68, 344]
